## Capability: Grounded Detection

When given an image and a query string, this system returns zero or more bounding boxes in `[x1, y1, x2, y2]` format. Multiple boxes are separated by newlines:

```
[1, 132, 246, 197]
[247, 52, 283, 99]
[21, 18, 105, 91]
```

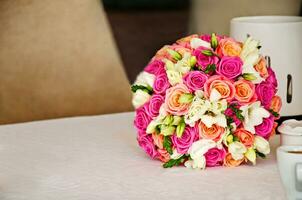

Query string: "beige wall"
[190, 0, 301, 35]
[0, 0, 132, 124]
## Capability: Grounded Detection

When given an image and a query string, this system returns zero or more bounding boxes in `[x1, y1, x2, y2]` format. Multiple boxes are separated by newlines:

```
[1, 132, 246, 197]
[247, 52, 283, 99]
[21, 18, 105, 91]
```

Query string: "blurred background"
[0, 0, 301, 124]
[103, 0, 302, 82]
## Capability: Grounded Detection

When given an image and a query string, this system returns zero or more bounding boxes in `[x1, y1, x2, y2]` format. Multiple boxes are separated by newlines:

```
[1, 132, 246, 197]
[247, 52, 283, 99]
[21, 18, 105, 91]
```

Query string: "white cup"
[278, 119, 302, 146]
[277, 146, 302, 200]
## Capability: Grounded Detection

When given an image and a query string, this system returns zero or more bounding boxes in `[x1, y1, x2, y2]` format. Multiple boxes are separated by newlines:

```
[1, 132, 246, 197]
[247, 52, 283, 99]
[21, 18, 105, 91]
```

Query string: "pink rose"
[134, 105, 152, 132]
[256, 81, 275, 108]
[172, 125, 199, 154]
[164, 83, 191, 116]
[255, 115, 274, 139]
[216, 56, 243, 79]
[205, 147, 226, 167]
[146, 95, 164, 118]
[137, 134, 159, 159]
[137, 130, 147, 138]
[153, 73, 170, 94]
[183, 71, 208, 92]
[193, 46, 219, 71]
[144, 60, 166, 76]
[204, 75, 235, 102]
[266, 67, 278, 88]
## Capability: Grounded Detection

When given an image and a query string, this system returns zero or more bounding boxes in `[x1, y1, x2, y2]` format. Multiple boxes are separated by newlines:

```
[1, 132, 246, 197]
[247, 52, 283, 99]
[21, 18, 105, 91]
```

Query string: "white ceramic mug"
[277, 146, 302, 200]
[278, 119, 302, 146]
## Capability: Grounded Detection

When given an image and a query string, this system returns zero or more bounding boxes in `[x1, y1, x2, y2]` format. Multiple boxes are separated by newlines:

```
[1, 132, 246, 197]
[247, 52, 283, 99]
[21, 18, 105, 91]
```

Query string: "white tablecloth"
[0, 112, 286, 200]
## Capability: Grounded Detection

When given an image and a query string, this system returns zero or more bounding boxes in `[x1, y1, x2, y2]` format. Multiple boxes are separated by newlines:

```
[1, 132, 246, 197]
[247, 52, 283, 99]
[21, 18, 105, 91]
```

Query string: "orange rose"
[216, 38, 242, 57]
[164, 83, 191, 116]
[199, 122, 225, 142]
[254, 57, 269, 78]
[170, 44, 192, 57]
[152, 133, 164, 149]
[157, 149, 170, 162]
[204, 75, 235, 102]
[234, 79, 257, 104]
[152, 45, 173, 61]
[224, 153, 244, 167]
[234, 128, 255, 148]
[270, 95, 282, 113]
[176, 34, 198, 48]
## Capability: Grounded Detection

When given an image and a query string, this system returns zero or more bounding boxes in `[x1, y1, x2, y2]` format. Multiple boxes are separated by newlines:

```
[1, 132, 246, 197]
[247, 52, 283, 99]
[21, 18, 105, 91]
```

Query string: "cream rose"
[254, 136, 270, 155]
[132, 90, 151, 109]
[228, 141, 247, 160]
[134, 71, 155, 87]
[185, 156, 206, 169]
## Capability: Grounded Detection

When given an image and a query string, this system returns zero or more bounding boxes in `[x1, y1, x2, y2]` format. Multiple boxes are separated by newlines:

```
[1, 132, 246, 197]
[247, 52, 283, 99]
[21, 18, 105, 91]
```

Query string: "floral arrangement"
[131, 34, 281, 169]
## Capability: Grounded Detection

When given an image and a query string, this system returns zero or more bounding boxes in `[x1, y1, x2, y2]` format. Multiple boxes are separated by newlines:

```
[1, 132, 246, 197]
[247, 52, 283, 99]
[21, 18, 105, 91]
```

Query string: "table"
[0, 112, 286, 200]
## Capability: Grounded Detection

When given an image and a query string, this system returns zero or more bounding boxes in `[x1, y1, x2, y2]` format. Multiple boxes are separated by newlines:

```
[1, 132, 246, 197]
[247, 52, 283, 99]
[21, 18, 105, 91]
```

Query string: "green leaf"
[256, 150, 266, 159]
[154, 125, 161, 134]
[229, 104, 244, 121]
[131, 85, 153, 94]
[163, 136, 173, 155]
[201, 49, 214, 56]
[233, 136, 240, 142]
[226, 116, 234, 131]
[204, 64, 216, 74]
[163, 155, 186, 168]
[179, 93, 194, 104]
[210, 33, 218, 50]
[269, 109, 279, 117]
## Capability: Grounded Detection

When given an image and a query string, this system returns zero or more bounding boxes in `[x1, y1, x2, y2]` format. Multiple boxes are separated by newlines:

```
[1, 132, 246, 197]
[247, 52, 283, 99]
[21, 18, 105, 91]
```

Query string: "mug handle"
[296, 163, 302, 192]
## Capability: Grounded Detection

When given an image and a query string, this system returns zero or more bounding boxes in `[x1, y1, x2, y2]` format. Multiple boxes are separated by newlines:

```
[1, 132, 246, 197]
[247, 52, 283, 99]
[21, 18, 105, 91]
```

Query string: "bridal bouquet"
[131, 34, 281, 169]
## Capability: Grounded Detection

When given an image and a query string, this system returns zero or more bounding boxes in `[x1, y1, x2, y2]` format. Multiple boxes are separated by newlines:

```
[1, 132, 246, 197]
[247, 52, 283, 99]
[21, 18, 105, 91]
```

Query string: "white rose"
[254, 136, 270, 155]
[132, 90, 151, 109]
[134, 71, 155, 87]
[166, 70, 182, 86]
[184, 156, 206, 169]
[228, 141, 247, 160]
[190, 38, 211, 49]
